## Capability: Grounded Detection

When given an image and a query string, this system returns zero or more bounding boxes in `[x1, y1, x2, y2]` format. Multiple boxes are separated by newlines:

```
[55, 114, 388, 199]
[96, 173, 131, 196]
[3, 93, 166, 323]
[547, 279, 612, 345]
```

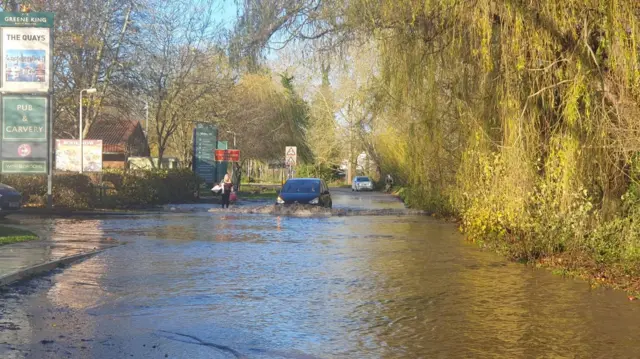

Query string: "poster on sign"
[2, 27, 50, 92]
[55, 139, 103, 172]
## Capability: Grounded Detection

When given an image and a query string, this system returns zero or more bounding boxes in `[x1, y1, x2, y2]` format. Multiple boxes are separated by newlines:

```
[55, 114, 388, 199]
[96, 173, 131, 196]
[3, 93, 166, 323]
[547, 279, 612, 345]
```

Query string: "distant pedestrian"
[385, 174, 394, 193]
[220, 174, 234, 209]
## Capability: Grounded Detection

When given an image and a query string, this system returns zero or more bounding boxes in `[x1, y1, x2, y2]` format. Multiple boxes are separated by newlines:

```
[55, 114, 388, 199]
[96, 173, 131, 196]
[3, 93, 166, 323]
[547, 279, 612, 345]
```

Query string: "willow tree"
[306, 62, 342, 173]
[223, 72, 311, 163]
[234, 0, 640, 259]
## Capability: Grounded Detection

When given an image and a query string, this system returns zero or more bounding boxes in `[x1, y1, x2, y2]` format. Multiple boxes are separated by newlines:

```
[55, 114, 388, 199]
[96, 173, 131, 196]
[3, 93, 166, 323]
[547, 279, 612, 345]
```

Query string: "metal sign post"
[47, 45, 53, 207]
[55, 139, 102, 172]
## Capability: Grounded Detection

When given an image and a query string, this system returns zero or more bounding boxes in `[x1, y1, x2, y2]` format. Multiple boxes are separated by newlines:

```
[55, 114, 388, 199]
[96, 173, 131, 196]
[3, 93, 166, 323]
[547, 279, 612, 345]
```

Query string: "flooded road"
[1, 189, 640, 358]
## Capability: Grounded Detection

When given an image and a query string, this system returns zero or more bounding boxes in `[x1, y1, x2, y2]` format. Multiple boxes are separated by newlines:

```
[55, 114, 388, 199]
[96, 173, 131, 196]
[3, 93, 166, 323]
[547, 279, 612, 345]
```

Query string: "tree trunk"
[157, 147, 164, 169]
[83, 0, 112, 137]
[233, 162, 242, 191]
[85, 2, 133, 137]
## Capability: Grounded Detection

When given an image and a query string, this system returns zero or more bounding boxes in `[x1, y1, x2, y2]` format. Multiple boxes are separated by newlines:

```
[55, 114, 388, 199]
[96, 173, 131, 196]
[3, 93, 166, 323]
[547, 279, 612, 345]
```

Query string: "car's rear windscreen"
[283, 180, 321, 193]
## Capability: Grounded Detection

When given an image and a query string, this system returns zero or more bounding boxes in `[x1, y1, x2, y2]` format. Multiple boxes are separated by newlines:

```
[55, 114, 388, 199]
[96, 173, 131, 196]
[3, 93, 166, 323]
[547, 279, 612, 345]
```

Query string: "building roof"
[85, 118, 143, 153]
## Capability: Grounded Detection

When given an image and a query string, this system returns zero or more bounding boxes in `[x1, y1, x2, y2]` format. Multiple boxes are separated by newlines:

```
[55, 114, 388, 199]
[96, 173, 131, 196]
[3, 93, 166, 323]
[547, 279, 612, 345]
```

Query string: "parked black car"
[0, 183, 21, 217]
[276, 178, 332, 208]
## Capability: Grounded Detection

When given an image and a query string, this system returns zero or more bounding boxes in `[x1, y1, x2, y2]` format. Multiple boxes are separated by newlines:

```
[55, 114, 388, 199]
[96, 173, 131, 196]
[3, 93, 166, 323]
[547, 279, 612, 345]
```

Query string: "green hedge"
[103, 168, 199, 207]
[0, 168, 200, 209]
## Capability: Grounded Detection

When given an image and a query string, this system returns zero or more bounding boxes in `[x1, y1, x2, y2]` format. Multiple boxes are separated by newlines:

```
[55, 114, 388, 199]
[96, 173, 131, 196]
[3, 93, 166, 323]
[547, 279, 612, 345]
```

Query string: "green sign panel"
[2, 160, 46, 173]
[0, 96, 48, 173]
[193, 123, 217, 184]
[0, 12, 54, 28]
[2, 96, 47, 141]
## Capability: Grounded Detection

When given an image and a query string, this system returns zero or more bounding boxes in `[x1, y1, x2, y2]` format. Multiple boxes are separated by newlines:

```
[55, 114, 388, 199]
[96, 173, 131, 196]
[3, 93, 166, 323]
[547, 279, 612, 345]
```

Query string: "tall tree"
[307, 61, 340, 168]
[165, 51, 234, 166]
[134, 0, 222, 164]
[15, 0, 143, 139]
[222, 72, 310, 162]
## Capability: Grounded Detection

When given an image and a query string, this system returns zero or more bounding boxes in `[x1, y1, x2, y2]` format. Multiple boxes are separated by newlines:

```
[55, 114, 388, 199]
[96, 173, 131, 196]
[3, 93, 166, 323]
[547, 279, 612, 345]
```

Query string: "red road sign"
[215, 149, 240, 162]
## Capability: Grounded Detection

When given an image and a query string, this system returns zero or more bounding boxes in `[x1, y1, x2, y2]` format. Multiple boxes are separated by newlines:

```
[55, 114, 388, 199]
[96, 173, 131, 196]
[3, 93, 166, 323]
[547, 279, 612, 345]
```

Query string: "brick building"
[85, 119, 150, 168]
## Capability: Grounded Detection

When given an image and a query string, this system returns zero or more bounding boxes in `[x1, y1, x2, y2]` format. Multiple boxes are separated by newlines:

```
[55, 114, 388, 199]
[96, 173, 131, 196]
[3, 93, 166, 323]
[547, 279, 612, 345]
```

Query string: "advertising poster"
[55, 139, 103, 172]
[2, 27, 49, 92]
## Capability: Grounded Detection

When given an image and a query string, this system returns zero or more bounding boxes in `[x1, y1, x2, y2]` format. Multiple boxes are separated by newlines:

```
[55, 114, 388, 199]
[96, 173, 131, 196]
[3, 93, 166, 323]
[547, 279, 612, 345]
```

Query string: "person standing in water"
[220, 174, 234, 209]
[385, 174, 394, 193]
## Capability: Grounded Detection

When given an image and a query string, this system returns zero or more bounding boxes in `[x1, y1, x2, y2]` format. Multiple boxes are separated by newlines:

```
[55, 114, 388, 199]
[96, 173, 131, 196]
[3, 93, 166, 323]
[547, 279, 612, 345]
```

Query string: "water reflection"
[48, 256, 108, 310]
[0, 218, 108, 278]
[3, 212, 640, 358]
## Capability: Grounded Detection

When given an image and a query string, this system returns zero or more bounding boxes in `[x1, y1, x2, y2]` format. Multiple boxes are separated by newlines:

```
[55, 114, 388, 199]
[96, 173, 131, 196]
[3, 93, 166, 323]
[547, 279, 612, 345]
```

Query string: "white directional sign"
[285, 146, 297, 167]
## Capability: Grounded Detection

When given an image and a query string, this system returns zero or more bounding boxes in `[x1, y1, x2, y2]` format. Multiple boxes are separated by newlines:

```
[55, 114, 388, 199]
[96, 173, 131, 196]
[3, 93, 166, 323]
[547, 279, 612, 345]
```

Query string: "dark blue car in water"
[276, 178, 332, 208]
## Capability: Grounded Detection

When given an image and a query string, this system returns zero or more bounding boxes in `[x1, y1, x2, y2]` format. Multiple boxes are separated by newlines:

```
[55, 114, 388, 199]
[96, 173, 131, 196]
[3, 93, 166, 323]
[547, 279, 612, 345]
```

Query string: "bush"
[1, 174, 94, 209]
[0, 168, 200, 209]
[102, 168, 200, 207]
[1, 175, 47, 204]
[53, 174, 94, 209]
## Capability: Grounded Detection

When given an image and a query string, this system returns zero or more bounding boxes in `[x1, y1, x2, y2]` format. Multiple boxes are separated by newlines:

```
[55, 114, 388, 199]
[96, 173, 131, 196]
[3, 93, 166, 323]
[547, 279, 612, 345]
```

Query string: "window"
[283, 180, 321, 194]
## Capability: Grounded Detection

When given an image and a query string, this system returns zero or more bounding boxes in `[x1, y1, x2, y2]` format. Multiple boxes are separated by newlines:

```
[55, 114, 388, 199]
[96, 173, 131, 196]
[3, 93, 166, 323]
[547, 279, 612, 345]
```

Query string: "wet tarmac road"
[2, 189, 640, 358]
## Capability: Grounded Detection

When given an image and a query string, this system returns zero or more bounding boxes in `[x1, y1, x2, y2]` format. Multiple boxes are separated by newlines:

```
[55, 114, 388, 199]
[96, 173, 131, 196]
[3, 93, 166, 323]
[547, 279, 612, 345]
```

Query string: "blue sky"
[210, 1, 292, 67]
[213, 0, 239, 30]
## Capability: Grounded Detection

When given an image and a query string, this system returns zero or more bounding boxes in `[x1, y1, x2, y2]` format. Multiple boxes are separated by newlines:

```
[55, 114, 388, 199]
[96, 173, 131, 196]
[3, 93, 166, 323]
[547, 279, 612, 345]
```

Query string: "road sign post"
[285, 146, 297, 179]
[216, 141, 228, 184]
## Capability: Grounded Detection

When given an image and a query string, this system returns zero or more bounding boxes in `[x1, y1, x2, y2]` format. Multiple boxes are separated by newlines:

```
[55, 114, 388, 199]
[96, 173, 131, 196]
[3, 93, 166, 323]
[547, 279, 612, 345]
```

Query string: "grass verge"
[395, 184, 640, 299]
[473, 237, 640, 299]
[0, 225, 39, 246]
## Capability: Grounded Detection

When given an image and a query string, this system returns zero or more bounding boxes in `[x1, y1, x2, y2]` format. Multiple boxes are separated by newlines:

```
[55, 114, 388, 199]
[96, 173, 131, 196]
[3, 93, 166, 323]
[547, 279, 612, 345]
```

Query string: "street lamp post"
[79, 88, 97, 174]
[143, 100, 149, 136]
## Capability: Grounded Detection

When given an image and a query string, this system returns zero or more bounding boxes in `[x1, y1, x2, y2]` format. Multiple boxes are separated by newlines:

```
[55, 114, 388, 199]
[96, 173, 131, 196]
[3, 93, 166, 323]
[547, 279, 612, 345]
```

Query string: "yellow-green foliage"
[342, 0, 640, 265]
[228, 73, 311, 162]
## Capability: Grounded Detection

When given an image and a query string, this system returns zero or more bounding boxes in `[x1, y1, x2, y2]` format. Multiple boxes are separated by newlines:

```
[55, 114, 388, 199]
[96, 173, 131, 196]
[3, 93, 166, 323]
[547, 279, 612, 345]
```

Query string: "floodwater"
[1, 189, 640, 358]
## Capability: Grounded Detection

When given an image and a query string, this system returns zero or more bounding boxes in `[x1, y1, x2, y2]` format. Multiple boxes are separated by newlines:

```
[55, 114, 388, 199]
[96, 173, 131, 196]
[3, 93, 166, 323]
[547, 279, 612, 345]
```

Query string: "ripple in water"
[203, 204, 429, 217]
